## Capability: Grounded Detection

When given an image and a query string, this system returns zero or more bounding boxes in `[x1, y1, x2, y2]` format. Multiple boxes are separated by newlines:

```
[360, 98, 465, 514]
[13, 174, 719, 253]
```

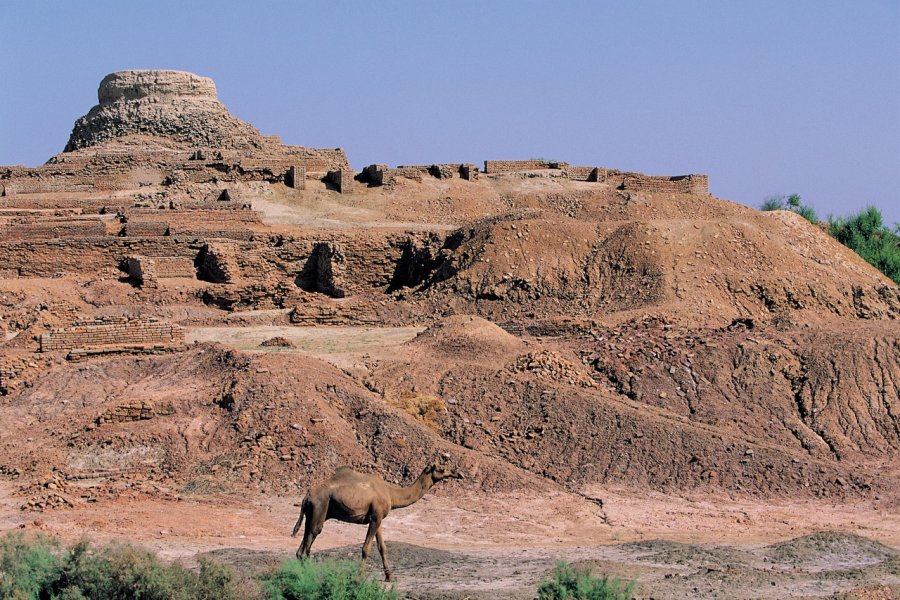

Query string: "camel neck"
[387, 472, 433, 509]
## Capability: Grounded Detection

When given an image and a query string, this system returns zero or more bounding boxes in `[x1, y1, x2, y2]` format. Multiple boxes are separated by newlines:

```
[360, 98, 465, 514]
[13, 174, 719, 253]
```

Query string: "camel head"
[425, 461, 462, 482]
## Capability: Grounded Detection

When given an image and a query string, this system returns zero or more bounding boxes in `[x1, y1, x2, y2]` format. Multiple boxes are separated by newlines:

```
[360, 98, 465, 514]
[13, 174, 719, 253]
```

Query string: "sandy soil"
[253, 184, 455, 231]
[3, 481, 897, 599]
[185, 325, 424, 370]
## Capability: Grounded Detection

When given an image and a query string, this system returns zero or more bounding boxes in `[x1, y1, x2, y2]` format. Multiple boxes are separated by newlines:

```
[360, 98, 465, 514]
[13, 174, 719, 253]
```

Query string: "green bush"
[262, 559, 399, 600]
[828, 206, 900, 284]
[760, 193, 819, 224]
[0, 532, 248, 600]
[0, 532, 62, 600]
[760, 195, 786, 211]
[537, 561, 635, 600]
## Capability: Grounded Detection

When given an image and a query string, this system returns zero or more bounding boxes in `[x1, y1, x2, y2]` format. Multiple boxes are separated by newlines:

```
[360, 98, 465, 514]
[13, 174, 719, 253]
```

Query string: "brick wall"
[124, 220, 169, 236]
[0, 194, 123, 213]
[287, 165, 306, 190]
[0, 361, 23, 394]
[2, 218, 107, 240]
[362, 164, 388, 185]
[0, 237, 202, 277]
[326, 169, 355, 194]
[198, 242, 241, 283]
[363, 163, 479, 186]
[460, 164, 479, 180]
[153, 256, 196, 277]
[618, 173, 708, 194]
[3, 179, 95, 195]
[127, 255, 195, 287]
[391, 166, 431, 182]
[122, 209, 262, 239]
[566, 166, 599, 181]
[40, 317, 185, 352]
[483, 160, 569, 174]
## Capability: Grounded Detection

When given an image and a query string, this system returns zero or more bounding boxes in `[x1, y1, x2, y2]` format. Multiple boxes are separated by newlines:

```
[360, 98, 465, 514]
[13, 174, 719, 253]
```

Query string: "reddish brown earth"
[1, 70, 898, 598]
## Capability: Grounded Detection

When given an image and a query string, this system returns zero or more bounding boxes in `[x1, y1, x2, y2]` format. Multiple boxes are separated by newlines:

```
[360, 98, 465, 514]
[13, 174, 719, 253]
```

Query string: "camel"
[291, 461, 461, 581]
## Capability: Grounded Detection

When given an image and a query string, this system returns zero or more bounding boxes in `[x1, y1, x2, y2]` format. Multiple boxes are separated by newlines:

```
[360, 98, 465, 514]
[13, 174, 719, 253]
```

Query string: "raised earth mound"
[0, 70, 897, 598]
[65, 70, 270, 152]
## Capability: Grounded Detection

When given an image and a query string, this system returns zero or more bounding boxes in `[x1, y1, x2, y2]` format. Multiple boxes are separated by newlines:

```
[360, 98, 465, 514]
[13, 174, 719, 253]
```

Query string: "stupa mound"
[64, 70, 270, 152]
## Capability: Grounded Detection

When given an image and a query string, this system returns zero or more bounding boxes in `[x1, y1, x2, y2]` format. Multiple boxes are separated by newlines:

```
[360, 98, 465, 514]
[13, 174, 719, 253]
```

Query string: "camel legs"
[376, 528, 392, 581]
[296, 508, 326, 560]
[361, 517, 392, 581]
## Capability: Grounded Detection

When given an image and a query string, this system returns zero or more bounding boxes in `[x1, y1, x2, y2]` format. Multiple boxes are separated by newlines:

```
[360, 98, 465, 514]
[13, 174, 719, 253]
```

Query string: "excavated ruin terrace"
[1, 70, 898, 599]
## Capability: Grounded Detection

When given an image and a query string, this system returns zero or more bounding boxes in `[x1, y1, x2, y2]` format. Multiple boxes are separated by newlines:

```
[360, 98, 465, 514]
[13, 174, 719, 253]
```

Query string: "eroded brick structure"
[39, 317, 185, 355]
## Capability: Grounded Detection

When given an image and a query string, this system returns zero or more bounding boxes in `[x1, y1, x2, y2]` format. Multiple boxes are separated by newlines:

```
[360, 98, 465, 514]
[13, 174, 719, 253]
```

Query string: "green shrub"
[828, 206, 900, 284]
[760, 195, 785, 211]
[0, 532, 62, 600]
[262, 559, 399, 600]
[0, 532, 248, 600]
[760, 193, 819, 224]
[537, 561, 635, 600]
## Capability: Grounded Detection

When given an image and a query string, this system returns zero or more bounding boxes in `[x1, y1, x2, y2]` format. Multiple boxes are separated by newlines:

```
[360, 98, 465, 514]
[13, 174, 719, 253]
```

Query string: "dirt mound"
[0, 344, 546, 510]
[364, 323, 891, 498]
[410, 206, 899, 327]
[408, 315, 525, 359]
[576, 319, 900, 460]
[258, 336, 295, 348]
[764, 531, 897, 570]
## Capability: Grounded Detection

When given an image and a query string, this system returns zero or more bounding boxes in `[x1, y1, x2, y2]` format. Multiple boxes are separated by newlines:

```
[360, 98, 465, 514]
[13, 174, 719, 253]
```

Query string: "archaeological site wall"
[612, 172, 708, 194]
[361, 163, 480, 186]
[39, 317, 185, 353]
[122, 209, 262, 239]
[565, 166, 599, 181]
[2, 218, 107, 240]
[483, 160, 569, 173]
[481, 160, 709, 194]
[0, 238, 202, 278]
[127, 255, 196, 287]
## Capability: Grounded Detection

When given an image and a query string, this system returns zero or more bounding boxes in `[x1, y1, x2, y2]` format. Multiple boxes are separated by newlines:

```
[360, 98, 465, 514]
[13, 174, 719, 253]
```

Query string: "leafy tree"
[828, 206, 900, 284]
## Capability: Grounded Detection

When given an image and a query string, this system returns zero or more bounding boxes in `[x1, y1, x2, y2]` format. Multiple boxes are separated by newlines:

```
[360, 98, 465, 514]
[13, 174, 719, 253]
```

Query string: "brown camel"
[290, 462, 461, 581]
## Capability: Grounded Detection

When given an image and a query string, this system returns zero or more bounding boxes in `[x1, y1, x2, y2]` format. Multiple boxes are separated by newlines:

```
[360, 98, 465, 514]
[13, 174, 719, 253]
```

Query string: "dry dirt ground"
[2, 479, 898, 599]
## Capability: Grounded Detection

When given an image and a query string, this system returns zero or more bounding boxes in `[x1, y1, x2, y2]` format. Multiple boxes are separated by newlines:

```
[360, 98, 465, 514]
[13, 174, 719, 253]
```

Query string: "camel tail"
[291, 497, 308, 537]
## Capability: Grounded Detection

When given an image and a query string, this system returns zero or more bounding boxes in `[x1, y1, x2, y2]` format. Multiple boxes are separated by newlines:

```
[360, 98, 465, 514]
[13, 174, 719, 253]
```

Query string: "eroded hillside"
[1, 70, 897, 526]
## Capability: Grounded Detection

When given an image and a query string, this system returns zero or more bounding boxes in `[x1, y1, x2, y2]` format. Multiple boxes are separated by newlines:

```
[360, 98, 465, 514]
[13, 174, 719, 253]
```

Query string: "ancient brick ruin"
[127, 255, 196, 287]
[39, 317, 185, 358]
[0, 69, 713, 320]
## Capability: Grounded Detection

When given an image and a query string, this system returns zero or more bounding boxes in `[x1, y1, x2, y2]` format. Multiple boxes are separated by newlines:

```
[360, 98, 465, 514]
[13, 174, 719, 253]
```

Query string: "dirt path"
[185, 325, 424, 370]
[252, 194, 453, 231]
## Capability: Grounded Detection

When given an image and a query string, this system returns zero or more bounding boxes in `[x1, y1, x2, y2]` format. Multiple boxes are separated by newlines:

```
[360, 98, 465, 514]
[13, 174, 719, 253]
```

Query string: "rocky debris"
[510, 350, 597, 388]
[19, 473, 76, 511]
[0, 464, 22, 479]
[258, 336, 295, 348]
[65, 70, 271, 152]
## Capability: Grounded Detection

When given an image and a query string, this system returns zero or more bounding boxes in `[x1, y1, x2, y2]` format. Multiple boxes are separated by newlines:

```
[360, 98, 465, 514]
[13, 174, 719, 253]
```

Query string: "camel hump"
[331, 466, 372, 484]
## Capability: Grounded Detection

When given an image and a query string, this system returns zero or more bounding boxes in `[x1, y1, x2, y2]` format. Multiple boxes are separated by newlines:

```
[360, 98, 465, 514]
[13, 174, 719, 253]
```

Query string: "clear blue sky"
[2, 1, 898, 224]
